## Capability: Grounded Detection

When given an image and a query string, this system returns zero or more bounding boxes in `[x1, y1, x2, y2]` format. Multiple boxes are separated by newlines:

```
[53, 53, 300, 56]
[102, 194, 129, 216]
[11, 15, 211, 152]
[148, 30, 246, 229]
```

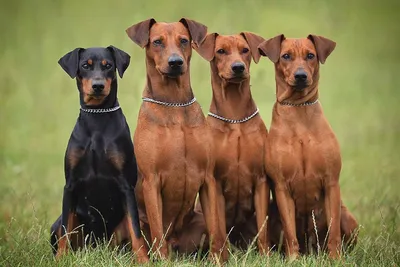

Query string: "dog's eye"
[153, 39, 162, 46]
[82, 63, 89, 69]
[105, 64, 112, 69]
[307, 53, 315, 60]
[242, 48, 249, 53]
[282, 54, 291, 60]
[180, 38, 189, 44]
[217, 49, 225, 54]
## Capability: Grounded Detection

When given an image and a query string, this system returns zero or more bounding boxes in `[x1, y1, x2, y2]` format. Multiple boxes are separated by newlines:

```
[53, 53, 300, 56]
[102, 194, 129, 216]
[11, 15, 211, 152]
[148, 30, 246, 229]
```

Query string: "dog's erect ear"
[179, 18, 208, 47]
[107, 46, 131, 78]
[307, 34, 336, 64]
[126, 18, 157, 48]
[258, 34, 285, 63]
[240, 32, 266, 64]
[192, 33, 218, 61]
[58, 48, 84, 78]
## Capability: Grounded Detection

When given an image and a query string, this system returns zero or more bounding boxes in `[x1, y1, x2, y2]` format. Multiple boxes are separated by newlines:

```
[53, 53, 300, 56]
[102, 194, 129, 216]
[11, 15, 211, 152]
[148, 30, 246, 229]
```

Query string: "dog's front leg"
[142, 173, 167, 259]
[274, 182, 299, 260]
[324, 180, 341, 259]
[124, 189, 150, 263]
[199, 174, 228, 263]
[216, 181, 227, 245]
[56, 186, 78, 259]
[254, 177, 270, 255]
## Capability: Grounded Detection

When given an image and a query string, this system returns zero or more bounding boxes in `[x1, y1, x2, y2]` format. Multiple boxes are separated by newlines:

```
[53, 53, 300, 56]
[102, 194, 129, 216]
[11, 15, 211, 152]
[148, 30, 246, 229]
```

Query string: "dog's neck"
[209, 63, 257, 121]
[275, 67, 319, 106]
[274, 69, 323, 119]
[78, 78, 119, 110]
[143, 56, 194, 103]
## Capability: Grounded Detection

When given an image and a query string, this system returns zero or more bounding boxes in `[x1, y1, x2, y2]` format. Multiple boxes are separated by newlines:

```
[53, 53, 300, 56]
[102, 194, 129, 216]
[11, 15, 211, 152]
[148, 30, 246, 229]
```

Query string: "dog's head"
[194, 32, 264, 83]
[126, 18, 207, 78]
[58, 46, 130, 106]
[258, 34, 336, 92]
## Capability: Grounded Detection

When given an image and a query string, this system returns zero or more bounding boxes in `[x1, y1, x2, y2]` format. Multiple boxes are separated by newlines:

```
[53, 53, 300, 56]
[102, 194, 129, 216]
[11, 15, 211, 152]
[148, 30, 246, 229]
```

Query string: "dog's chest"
[67, 132, 128, 179]
[135, 121, 212, 177]
[213, 128, 265, 211]
[214, 128, 264, 179]
[267, 126, 341, 212]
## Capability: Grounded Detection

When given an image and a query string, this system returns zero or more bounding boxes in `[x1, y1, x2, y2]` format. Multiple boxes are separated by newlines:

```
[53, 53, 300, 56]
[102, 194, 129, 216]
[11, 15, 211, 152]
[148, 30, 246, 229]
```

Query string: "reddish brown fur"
[126, 19, 228, 262]
[81, 78, 112, 106]
[126, 214, 149, 263]
[258, 35, 358, 259]
[193, 33, 270, 253]
[101, 59, 107, 66]
[87, 59, 93, 65]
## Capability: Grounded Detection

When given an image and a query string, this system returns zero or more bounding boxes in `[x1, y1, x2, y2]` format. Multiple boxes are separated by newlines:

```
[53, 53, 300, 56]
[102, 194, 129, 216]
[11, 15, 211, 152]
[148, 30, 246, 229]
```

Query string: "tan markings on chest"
[107, 151, 125, 171]
[67, 148, 85, 169]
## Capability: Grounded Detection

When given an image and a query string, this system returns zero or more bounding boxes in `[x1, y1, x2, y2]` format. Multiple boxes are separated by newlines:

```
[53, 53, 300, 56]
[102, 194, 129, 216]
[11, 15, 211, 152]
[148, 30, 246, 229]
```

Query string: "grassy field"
[0, 0, 399, 266]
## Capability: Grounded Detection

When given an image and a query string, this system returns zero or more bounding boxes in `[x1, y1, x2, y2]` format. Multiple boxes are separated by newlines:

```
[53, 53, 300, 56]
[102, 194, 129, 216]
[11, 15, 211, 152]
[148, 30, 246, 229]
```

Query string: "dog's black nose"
[231, 62, 245, 74]
[294, 70, 308, 82]
[168, 54, 184, 68]
[92, 81, 105, 93]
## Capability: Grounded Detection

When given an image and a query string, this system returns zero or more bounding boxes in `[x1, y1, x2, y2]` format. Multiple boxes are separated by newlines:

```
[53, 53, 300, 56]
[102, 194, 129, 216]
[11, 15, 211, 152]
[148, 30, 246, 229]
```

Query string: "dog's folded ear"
[179, 18, 208, 47]
[307, 35, 336, 64]
[58, 48, 84, 78]
[107, 46, 131, 78]
[258, 34, 285, 63]
[192, 33, 218, 61]
[126, 18, 157, 48]
[240, 32, 266, 64]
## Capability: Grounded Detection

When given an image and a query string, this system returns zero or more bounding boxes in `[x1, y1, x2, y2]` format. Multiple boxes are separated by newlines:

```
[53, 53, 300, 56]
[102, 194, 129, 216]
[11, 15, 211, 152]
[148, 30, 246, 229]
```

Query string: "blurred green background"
[0, 0, 399, 264]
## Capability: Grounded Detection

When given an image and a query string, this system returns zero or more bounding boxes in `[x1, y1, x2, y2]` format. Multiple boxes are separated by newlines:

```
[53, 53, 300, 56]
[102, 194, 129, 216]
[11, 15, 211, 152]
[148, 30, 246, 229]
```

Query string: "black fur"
[50, 47, 140, 255]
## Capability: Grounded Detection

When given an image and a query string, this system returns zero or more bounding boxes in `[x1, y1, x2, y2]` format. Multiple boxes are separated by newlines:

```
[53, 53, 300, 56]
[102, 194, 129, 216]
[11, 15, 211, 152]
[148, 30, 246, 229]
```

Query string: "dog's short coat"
[126, 18, 228, 262]
[258, 35, 359, 259]
[193, 32, 270, 253]
[50, 46, 148, 263]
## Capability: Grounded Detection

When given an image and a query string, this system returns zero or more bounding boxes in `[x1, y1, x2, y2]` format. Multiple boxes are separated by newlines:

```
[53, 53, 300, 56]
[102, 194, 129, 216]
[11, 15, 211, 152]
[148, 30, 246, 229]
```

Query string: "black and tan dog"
[50, 46, 149, 263]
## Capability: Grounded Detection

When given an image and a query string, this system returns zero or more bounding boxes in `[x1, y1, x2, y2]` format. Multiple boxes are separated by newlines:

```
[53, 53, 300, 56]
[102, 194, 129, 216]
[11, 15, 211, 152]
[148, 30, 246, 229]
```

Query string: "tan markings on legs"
[55, 212, 80, 259]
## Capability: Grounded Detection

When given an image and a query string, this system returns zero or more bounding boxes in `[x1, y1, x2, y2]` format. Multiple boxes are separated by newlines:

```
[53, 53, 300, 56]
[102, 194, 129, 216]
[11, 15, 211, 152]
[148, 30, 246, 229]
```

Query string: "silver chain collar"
[279, 99, 319, 107]
[208, 108, 260, 124]
[142, 97, 197, 107]
[80, 105, 121, 113]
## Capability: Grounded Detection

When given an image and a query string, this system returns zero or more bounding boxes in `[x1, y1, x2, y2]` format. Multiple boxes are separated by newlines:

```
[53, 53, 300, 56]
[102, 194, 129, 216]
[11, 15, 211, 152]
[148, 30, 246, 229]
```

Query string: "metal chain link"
[279, 99, 319, 107]
[142, 97, 197, 107]
[208, 108, 260, 124]
[80, 105, 121, 113]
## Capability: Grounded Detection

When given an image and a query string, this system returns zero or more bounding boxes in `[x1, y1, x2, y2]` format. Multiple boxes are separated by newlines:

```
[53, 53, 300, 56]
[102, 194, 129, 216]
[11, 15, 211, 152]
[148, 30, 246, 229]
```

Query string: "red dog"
[258, 34, 359, 259]
[126, 18, 228, 262]
[194, 32, 270, 253]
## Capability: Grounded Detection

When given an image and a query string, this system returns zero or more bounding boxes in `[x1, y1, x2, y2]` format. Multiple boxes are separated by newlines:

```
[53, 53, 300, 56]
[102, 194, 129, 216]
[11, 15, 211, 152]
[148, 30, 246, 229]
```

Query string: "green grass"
[0, 0, 399, 266]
